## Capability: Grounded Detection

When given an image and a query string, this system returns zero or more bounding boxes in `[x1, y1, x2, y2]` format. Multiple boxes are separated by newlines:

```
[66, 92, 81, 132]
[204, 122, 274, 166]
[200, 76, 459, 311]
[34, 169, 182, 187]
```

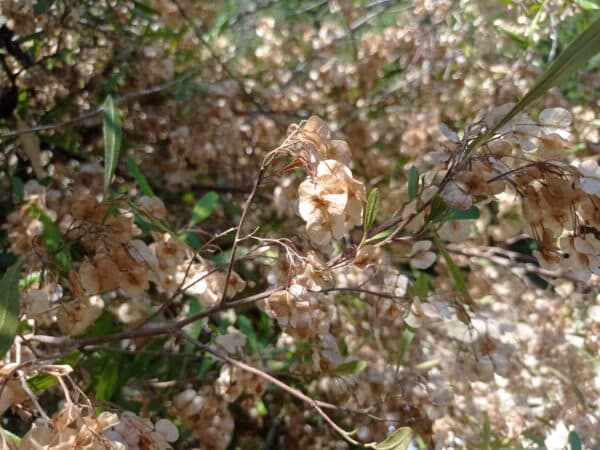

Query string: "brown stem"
[177, 330, 362, 446]
[0, 65, 211, 139]
[218, 163, 267, 305]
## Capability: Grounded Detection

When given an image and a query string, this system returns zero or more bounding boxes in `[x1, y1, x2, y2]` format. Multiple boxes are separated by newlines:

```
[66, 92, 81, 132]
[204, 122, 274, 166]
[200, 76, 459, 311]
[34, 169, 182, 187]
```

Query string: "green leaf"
[331, 360, 367, 376]
[196, 358, 217, 378]
[527, 0, 549, 43]
[180, 232, 202, 250]
[408, 166, 419, 201]
[237, 315, 258, 354]
[373, 427, 414, 450]
[29, 204, 61, 253]
[1, 428, 21, 444]
[127, 154, 154, 196]
[495, 21, 529, 48]
[211, 249, 232, 266]
[426, 195, 449, 223]
[464, 15, 600, 162]
[191, 191, 219, 225]
[255, 399, 268, 416]
[19, 271, 40, 290]
[121, 338, 168, 381]
[365, 229, 393, 244]
[364, 188, 381, 232]
[446, 205, 480, 221]
[575, 0, 600, 10]
[187, 298, 204, 340]
[409, 273, 429, 298]
[34, 0, 55, 14]
[132, 0, 159, 17]
[10, 176, 24, 202]
[396, 327, 415, 365]
[569, 431, 583, 450]
[80, 311, 117, 339]
[0, 258, 24, 358]
[29, 204, 70, 273]
[18, 320, 33, 334]
[128, 200, 172, 234]
[103, 95, 122, 197]
[27, 350, 83, 392]
[433, 234, 473, 306]
[27, 373, 58, 393]
[95, 357, 119, 401]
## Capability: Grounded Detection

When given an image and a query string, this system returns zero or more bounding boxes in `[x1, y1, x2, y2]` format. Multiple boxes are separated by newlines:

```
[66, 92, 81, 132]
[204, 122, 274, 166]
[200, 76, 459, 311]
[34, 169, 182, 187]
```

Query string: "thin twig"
[29, 287, 279, 349]
[133, 263, 221, 330]
[447, 244, 581, 282]
[170, 0, 268, 113]
[226, 0, 279, 28]
[0, 65, 214, 139]
[280, 0, 400, 90]
[177, 288, 277, 328]
[218, 167, 266, 305]
[19, 370, 51, 422]
[177, 330, 362, 446]
[217, 143, 285, 304]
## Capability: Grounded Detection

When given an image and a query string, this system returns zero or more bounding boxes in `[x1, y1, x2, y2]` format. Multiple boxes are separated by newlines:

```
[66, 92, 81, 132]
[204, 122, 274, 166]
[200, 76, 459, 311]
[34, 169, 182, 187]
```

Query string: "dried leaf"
[539, 108, 572, 128]
[16, 115, 44, 179]
[439, 122, 460, 143]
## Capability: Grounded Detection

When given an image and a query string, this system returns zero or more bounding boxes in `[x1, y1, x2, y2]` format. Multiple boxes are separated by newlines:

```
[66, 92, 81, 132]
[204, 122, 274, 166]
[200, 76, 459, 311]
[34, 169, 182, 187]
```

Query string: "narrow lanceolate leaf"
[191, 191, 220, 225]
[103, 95, 122, 197]
[465, 15, 600, 161]
[364, 188, 381, 232]
[365, 228, 393, 244]
[372, 427, 414, 450]
[446, 205, 480, 221]
[1, 428, 21, 444]
[408, 166, 419, 201]
[433, 234, 474, 308]
[0, 258, 25, 358]
[331, 360, 367, 376]
[127, 154, 154, 196]
[575, 0, 600, 10]
[408, 273, 429, 298]
[568, 431, 583, 450]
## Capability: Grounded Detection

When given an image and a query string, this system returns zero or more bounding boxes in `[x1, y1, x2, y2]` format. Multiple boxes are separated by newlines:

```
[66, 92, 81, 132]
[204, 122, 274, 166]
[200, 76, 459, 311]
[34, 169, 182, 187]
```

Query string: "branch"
[0, 64, 215, 139]
[216, 138, 288, 304]
[218, 164, 267, 305]
[446, 243, 583, 282]
[169, 0, 269, 113]
[28, 288, 279, 349]
[177, 330, 363, 446]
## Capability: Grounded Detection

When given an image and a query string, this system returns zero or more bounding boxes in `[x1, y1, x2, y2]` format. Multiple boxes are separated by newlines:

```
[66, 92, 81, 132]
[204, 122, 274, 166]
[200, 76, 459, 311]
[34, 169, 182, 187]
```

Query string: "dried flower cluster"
[15, 404, 177, 450]
[172, 389, 234, 450]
